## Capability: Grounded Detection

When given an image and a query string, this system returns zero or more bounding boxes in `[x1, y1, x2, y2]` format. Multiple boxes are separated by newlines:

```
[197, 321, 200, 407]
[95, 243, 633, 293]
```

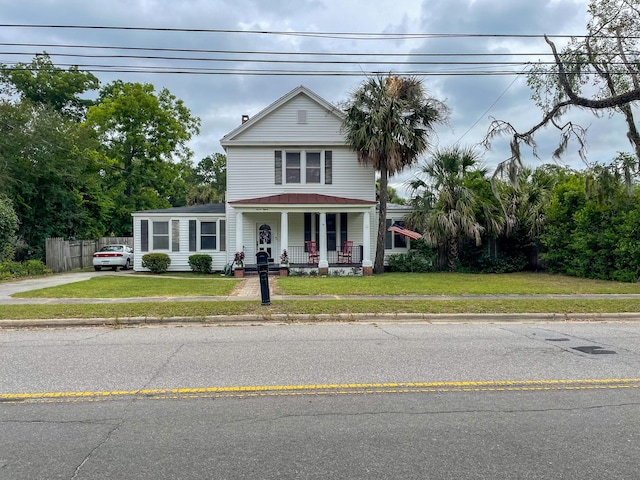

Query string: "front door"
[257, 223, 275, 261]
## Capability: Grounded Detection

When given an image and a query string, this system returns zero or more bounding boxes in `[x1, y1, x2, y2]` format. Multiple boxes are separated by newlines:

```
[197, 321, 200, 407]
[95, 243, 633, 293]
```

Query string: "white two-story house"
[132, 85, 412, 275]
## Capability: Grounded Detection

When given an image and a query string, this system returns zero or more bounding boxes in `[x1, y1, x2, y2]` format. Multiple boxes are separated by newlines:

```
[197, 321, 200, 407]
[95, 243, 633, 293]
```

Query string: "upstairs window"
[306, 152, 321, 183]
[276, 150, 332, 185]
[286, 151, 301, 183]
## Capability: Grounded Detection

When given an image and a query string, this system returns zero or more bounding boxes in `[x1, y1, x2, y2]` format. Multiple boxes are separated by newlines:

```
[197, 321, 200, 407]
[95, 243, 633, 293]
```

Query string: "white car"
[92, 244, 134, 271]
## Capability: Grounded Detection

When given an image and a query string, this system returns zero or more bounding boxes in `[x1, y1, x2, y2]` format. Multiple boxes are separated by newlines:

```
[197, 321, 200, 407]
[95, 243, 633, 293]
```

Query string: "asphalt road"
[1, 322, 639, 479]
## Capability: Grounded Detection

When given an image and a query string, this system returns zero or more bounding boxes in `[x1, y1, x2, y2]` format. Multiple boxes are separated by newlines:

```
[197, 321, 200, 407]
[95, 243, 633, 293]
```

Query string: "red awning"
[387, 224, 423, 240]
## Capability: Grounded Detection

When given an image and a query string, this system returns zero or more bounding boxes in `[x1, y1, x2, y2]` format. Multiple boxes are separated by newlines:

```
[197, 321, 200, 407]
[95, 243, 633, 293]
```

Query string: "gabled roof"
[220, 85, 344, 146]
[229, 193, 375, 206]
[132, 203, 226, 215]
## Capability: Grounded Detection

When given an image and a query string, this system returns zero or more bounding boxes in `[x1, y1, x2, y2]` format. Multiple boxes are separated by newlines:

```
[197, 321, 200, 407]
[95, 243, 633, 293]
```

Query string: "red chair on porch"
[337, 240, 353, 263]
[306, 241, 319, 264]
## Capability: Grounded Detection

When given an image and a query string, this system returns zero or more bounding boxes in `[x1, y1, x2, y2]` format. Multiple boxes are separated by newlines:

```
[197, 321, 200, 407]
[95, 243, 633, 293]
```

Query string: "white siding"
[231, 94, 344, 145]
[132, 216, 227, 272]
[227, 146, 374, 203]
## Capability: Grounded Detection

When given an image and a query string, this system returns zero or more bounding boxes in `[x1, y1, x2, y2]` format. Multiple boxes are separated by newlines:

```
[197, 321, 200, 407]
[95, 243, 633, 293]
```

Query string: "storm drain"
[572, 346, 617, 355]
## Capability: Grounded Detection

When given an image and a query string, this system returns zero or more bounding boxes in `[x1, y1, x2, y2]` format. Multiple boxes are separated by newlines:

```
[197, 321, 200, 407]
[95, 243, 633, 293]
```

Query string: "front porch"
[243, 244, 364, 276]
[229, 194, 377, 276]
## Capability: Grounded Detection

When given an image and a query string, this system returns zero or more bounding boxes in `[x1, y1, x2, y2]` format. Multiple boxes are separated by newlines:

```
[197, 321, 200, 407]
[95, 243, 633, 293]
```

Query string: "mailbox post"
[256, 251, 271, 305]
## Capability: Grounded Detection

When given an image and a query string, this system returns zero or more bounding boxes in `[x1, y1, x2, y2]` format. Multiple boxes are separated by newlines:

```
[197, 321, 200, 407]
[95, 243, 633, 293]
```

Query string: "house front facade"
[132, 85, 410, 275]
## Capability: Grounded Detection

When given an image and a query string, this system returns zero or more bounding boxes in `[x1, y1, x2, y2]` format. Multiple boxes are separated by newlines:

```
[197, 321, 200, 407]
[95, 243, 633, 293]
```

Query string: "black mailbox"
[256, 251, 271, 305]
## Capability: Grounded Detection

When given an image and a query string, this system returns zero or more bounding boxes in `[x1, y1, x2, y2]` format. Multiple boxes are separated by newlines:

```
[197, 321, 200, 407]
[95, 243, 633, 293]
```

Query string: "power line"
[0, 24, 595, 39]
[0, 51, 569, 67]
[0, 42, 558, 58]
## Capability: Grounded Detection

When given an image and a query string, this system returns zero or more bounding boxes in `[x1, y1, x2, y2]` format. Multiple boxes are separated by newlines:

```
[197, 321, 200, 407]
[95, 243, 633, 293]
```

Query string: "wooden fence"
[46, 237, 133, 273]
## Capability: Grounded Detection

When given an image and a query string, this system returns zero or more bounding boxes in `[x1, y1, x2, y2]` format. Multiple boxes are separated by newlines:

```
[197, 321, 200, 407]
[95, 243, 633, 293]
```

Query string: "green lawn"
[12, 276, 240, 298]
[277, 272, 640, 295]
[12, 272, 640, 299]
[4, 271, 640, 321]
[2, 299, 640, 321]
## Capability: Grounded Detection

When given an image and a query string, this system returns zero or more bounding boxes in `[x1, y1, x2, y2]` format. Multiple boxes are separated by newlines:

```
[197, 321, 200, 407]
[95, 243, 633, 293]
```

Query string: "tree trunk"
[448, 235, 458, 271]
[375, 164, 389, 274]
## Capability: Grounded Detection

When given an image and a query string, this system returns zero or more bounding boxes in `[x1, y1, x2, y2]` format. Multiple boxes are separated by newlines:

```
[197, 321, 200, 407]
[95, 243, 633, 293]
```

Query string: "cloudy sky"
[1, 0, 632, 197]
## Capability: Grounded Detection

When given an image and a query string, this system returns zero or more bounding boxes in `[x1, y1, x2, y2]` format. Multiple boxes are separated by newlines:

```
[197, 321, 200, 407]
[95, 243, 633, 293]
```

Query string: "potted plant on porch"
[279, 249, 289, 276]
[233, 251, 245, 278]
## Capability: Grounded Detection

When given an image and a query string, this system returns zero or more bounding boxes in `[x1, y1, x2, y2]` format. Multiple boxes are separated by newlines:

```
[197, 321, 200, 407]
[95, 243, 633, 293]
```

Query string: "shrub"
[141, 253, 171, 274]
[387, 243, 438, 273]
[0, 259, 49, 279]
[0, 195, 18, 263]
[188, 254, 212, 274]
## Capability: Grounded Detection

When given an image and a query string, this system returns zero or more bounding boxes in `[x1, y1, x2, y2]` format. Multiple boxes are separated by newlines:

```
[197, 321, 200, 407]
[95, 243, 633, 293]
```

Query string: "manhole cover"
[572, 346, 616, 355]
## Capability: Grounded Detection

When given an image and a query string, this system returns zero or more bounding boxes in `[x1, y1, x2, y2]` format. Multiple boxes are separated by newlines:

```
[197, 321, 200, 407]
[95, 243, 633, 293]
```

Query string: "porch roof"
[229, 193, 376, 206]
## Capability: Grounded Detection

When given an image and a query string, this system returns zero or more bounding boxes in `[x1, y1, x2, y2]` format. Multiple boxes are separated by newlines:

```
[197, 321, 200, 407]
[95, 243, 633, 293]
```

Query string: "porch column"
[235, 211, 243, 253]
[280, 211, 289, 260]
[362, 210, 373, 274]
[318, 211, 328, 272]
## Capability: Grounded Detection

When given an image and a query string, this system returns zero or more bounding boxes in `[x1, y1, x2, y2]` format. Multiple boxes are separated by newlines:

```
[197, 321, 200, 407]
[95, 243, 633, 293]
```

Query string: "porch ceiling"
[229, 193, 376, 206]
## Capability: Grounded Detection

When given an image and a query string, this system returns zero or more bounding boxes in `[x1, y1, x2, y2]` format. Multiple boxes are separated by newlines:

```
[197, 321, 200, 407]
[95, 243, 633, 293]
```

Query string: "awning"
[387, 223, 423, 240]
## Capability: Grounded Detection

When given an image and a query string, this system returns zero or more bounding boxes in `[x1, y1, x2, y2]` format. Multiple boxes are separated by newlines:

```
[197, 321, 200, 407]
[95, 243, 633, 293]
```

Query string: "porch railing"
[285, 244, 362, 266]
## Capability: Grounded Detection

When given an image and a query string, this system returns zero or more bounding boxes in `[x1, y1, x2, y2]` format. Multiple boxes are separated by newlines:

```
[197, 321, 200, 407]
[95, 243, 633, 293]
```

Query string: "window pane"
[307, 152, 320, 167]
[306, 152, 321, 183]
[153, 222, 168, 234]
[394, 220, 407, 248]
[154, 236, 169, 250]
[201, 236, 217, 250]
[153, 221, 169, 250]
[201, 222, 216, 235]
[286, 151, 301, 166]
[286, 151, 301, 183]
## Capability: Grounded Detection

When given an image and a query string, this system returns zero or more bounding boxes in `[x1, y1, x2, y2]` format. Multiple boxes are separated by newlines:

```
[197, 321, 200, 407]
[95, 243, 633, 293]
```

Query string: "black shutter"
[340, 213, 348, 245]
[275, 150, 282, 184]
[189, 220, 196, 251]
[141, 220, 148, 252]
[220, 220, 226, 251]
[324, 150, 332, 184]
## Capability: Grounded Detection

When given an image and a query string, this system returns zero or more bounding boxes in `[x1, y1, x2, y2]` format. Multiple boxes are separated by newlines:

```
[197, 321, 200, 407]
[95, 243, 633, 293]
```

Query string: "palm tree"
[409, 146, 493, 271]
[342, 75, 446, 273]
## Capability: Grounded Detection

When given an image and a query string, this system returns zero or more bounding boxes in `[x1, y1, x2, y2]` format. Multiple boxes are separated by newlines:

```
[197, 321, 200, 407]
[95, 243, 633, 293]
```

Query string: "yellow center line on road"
[1, 378, 639, 404]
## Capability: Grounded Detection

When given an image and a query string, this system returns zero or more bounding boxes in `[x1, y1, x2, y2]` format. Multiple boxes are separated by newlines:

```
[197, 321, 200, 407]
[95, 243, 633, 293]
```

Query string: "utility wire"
[0, 42, 559, 57]
[0, 24, 600, 39]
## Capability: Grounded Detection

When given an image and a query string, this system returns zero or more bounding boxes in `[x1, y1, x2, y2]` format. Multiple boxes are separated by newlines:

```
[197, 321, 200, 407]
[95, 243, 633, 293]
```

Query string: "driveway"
[0, 269, 133, 300]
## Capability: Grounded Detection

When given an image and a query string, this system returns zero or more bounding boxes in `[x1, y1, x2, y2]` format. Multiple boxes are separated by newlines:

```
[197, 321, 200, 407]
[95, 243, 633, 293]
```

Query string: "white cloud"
[1, 0, 633, 196]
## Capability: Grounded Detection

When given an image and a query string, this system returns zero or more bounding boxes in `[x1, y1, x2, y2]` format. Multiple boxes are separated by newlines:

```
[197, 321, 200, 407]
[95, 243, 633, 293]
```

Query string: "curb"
[2, 312, 640, 329]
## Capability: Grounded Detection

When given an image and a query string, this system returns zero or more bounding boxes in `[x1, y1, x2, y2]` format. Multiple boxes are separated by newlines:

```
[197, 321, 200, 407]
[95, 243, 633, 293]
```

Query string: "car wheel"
[123, 258, 131, 270]
[94, 266, 102, 271]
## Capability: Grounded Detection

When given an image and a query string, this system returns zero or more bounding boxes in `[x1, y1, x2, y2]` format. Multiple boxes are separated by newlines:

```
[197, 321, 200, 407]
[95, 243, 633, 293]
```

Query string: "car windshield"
[101, 246, 123, 252]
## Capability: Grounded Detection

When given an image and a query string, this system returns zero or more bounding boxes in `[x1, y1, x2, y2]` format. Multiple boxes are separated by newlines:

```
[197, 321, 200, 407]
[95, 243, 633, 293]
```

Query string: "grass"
[12, 276, 240, 298]
[3, 271, 640, 321]
[2, 299, 640, 321]
[278, 272, 640, 295]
